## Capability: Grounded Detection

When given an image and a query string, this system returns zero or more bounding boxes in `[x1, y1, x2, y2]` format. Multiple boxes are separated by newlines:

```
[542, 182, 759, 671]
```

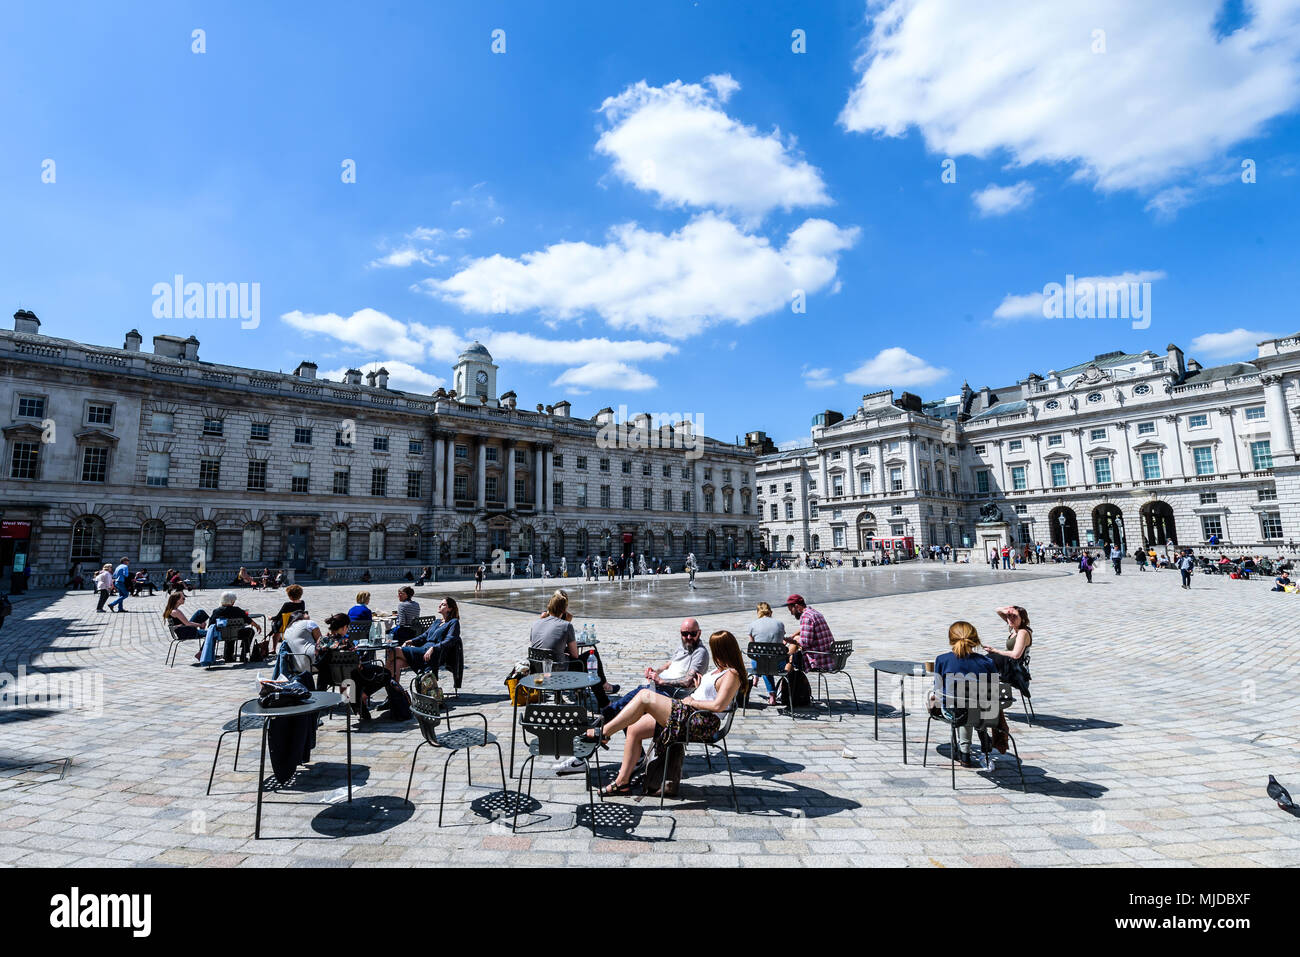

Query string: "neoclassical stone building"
[0, 309, 758, 587]
[757, 339, 1300, 559]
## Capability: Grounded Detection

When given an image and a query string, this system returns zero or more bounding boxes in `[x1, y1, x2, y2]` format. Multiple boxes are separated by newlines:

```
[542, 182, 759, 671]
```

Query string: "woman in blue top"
[393, 596, 460, 680]
[347, 591, 374, 621]
[930, 621, 998, 767]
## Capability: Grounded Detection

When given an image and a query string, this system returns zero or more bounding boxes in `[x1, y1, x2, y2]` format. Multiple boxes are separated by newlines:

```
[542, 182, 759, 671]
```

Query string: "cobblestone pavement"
[1, 564, 1297, 868]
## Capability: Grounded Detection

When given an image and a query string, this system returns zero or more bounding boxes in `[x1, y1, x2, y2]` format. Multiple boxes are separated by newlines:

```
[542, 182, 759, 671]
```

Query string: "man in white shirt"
[600, 618, 709, 721]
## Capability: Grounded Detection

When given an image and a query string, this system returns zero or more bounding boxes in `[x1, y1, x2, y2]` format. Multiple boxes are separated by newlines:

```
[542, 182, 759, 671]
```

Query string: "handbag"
[258, 677, 312, 709]
[413, 669, 445, 712]
[249, 637, 269, 663]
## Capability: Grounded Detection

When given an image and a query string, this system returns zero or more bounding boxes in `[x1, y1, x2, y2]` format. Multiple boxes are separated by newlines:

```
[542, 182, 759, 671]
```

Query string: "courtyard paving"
[1, 563, 1297, 868]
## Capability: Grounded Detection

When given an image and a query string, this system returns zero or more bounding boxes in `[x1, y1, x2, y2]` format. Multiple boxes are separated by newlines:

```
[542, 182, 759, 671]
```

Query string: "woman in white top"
[585, 630, 746, 797]
[94, 564, 114, 612]
[276, 611, 322, 681]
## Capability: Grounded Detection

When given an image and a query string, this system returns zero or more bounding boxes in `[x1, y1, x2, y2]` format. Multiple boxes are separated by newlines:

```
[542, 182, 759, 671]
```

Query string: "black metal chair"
[404, 691, 506, 827]
[207, 698, 267, 793]
[316, 649, 361, 718]
[923, 690, 1025, 792]
[744, 642, 795, 718]
[1004, 651, 1035, 724]
[805, 639, 859, 714]
[512, 702, 601, 835]
[164, 620, 204, 667]
[655, 697, 740, 812]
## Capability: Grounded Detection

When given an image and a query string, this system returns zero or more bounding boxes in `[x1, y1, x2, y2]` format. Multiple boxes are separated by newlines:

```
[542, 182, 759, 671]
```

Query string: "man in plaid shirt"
[785, 594, 835, 670]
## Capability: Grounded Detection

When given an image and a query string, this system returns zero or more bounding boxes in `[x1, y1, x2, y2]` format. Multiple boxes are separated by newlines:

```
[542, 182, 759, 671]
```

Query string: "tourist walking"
[475, 561, 485, 596]
[1110, 544, 1123, 575]
[94, 563, 113, 611]
[1177, 550, 1195, 589]
[107, 557, 131, 612]
[1134, 546, 1148, 571]
[1079, 551, 1094, 583]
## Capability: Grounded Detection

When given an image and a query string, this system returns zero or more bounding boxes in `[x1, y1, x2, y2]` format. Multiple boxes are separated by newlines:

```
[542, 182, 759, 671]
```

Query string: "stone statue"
[978, 500, 1003, 523]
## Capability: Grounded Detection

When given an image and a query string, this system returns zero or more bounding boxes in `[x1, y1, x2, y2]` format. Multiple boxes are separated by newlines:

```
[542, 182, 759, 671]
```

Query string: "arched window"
[140, 520, 165, 563]
[368, 526, 386, 561]
[811, 534, 821, 551]
[576, 528, 588, 556]
[241, 523, 263, 563]
[70, 516, 105, 565]
[786, 534, 794, 551]
[330, 524, 349, 561]
[405, 526, 420, 559]
[193, 522, 216, 569]
[519, 525, 534, 553]
[644, 532, 656, 556]
[456, 524, 475, 557]
[705, 530, 716, 556]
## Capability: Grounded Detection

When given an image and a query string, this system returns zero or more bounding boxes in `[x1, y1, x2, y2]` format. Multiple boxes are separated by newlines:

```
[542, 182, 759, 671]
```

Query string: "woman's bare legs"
[609, 714, 657, 787]
[598, 687, 673, 740]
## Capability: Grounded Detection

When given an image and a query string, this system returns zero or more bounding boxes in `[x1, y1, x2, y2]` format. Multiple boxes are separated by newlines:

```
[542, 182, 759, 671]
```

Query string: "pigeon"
[1267, 774, 1295, 810]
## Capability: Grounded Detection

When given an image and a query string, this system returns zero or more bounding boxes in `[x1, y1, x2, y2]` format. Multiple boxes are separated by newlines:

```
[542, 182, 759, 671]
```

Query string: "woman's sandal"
[599, 781, 633, 797]
[581, 726, 611, 748]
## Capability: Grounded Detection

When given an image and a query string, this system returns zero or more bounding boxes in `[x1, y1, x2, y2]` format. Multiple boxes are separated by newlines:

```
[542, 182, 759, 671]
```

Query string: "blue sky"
[4, 0, 1300, 447]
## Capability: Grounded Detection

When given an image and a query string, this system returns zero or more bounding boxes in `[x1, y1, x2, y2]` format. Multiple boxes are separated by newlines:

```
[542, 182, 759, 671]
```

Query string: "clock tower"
[452, 341, 499, 407]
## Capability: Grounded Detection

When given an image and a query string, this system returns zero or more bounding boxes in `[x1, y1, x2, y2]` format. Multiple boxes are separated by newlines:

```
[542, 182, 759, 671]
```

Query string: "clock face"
[475, 370, 488, 384]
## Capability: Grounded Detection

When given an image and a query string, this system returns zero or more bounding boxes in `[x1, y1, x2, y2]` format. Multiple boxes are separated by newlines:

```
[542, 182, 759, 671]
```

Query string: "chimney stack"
[365, 370, 378, 388]
[124, 329, 142, 352]
[183, 335, 200, 361]
[375, 367, 389, 389]
[294, 361, 317, 380]
[345, 368, 362, 385]
[13, 309, 40, 335]
[1165, 343, 1186, 379]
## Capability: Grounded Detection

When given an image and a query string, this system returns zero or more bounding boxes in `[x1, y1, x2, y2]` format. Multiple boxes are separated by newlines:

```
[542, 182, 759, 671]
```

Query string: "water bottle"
[580, 623, 590, 645]
[587, 654, 599, 683]
[590, 624, 597, 643]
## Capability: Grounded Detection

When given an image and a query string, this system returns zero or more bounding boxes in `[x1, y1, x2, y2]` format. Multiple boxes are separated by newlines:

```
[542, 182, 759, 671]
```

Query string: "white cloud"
[319, 360, 446, 394]
[992, 270, 1166, 322]
[1189, 328, 1276, 359]
[843, 347, 948, 388]
[841, 0, 1300, 204]
[551, 361, 658, 393]
[596, 75, 832, 219]
[422, 213, 859, 338]
[471, 331, 677, 365]
[802, 366, 837, 388]
[368, 247, 448, 269]
[281, 308, 433, 356]
[972, 181, 1035, 216]
[407, 227, 444, 242]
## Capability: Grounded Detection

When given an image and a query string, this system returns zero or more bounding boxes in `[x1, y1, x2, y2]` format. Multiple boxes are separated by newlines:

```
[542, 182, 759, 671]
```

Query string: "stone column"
[1114, 423, 1133, 484]
[1264, 374, 1295, 453]
[534, 442, 544, 510]
[444, 437, 455, 508]
[1072, 428, 1086, 486]
[476, 439, 486, 508]
[506, 440, 517, 509]
[542, 446, 552, 512]
[1218, 407, 1242, 473]
[1165, 415, 1186, 478]
[433, 435, 445, 505]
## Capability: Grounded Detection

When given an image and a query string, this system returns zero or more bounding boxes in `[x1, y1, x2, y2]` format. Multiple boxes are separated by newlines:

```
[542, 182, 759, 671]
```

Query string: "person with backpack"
[1079, 551, 1094, 583]
[784, 594, 835, 671]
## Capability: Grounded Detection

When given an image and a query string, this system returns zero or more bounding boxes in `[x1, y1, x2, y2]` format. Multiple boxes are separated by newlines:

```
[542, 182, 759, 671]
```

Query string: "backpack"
[413, 669, 445, 713]
[779, 670, 812, 708]
[385, 677, 412, 721]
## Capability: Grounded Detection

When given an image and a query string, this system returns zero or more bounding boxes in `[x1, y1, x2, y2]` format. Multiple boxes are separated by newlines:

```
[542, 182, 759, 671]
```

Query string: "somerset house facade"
[0, 309, 759, 588]
[756, 338, 1300, 560]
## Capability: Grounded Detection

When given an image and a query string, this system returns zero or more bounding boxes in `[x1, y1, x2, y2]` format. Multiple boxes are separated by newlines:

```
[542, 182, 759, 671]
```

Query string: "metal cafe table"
[226, 691, 352, 838]
[869, 660, 932, 764]
[509, 671, 600, 776]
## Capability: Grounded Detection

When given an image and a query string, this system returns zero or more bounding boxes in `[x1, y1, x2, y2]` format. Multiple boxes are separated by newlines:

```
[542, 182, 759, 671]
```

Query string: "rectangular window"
[1200, 515, 1222, 540]
[810, 502, 819, 519]
[642, 462, 651, 477]
[890, 505, 903, 516]
[1093, 457, 1112, 484]
[975, 470, 990, 494]
[972, 444, 986, 456]
[663, 464, 672, 478]
[621, 460, 631, 474]
[600, 458, 610, 472]
[833, 527, 845, 548]
[374, 435, 390, 453]
[290, 463, 310, 493]
[623, 486, 632, 509]
[406, 470, 421, 499]
[370, 468, 388, 497]
[663, 490, 672, 510]
[1047, 434, 1063, 447]
[294, 427, 313, 445]
[515, 476, 526, 503]
[576, 483, 588, 507]
[203, 417, 224, 437]
[1141, 452, 1161, 480]
[409, 439, 423, 455]
[832, 476, 844, 496]
[1049, 462, 1067, 487]
[1007, 439, 1023, 452]
[485, 475, 499, 501]
[1192, 446, 1215, 476]
[1250, 440, 1273, 470]
[683, 467, 691, 480]
[1244, 406, 1266, 421]
[859, 472, 872, 492]
[17, 395, 46, 418]
[81, 447, 109, 483]
[1199, 491, 1218, 504]
[87, 402, 114, 426]
[785, 502, 794, 519]
[484, 445, 497, 463]
[1137, 421, 1156, 435]
[576, 455, 588, 470]
[10, 442, 39, 479]
[920, 466, 930, 491]
[453, 474, 468, 499]
[336, 429, 353, 448]
[454, 444, 468, 459]
[769, 503, 778, 520]
[1188, 413, 1209, 429]
[150, 412, 174, 432]
[682, 491, 691, 511]
[600, 485, 611, 508]
[1011, 465, 1027, 490]
[643, 488, 652, 509]
[250, 422, 270, 442]
[333, 468, 350, 495]
[890, 468, 904, 491]
[552, 453, 563, 469]
[1261, 511, 1284, 540]
[246, 460, 267, 491]
[1089, 428, 1107, 441]
[553, 481, 563, 507]
[199, 458, 221, 490]
[146, 451, 170, 487]
[1259, 487, 1277, 502]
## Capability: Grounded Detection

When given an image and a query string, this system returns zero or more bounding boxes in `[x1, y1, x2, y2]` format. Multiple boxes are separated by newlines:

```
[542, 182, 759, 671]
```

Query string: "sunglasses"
[680, 630, 699, 637]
